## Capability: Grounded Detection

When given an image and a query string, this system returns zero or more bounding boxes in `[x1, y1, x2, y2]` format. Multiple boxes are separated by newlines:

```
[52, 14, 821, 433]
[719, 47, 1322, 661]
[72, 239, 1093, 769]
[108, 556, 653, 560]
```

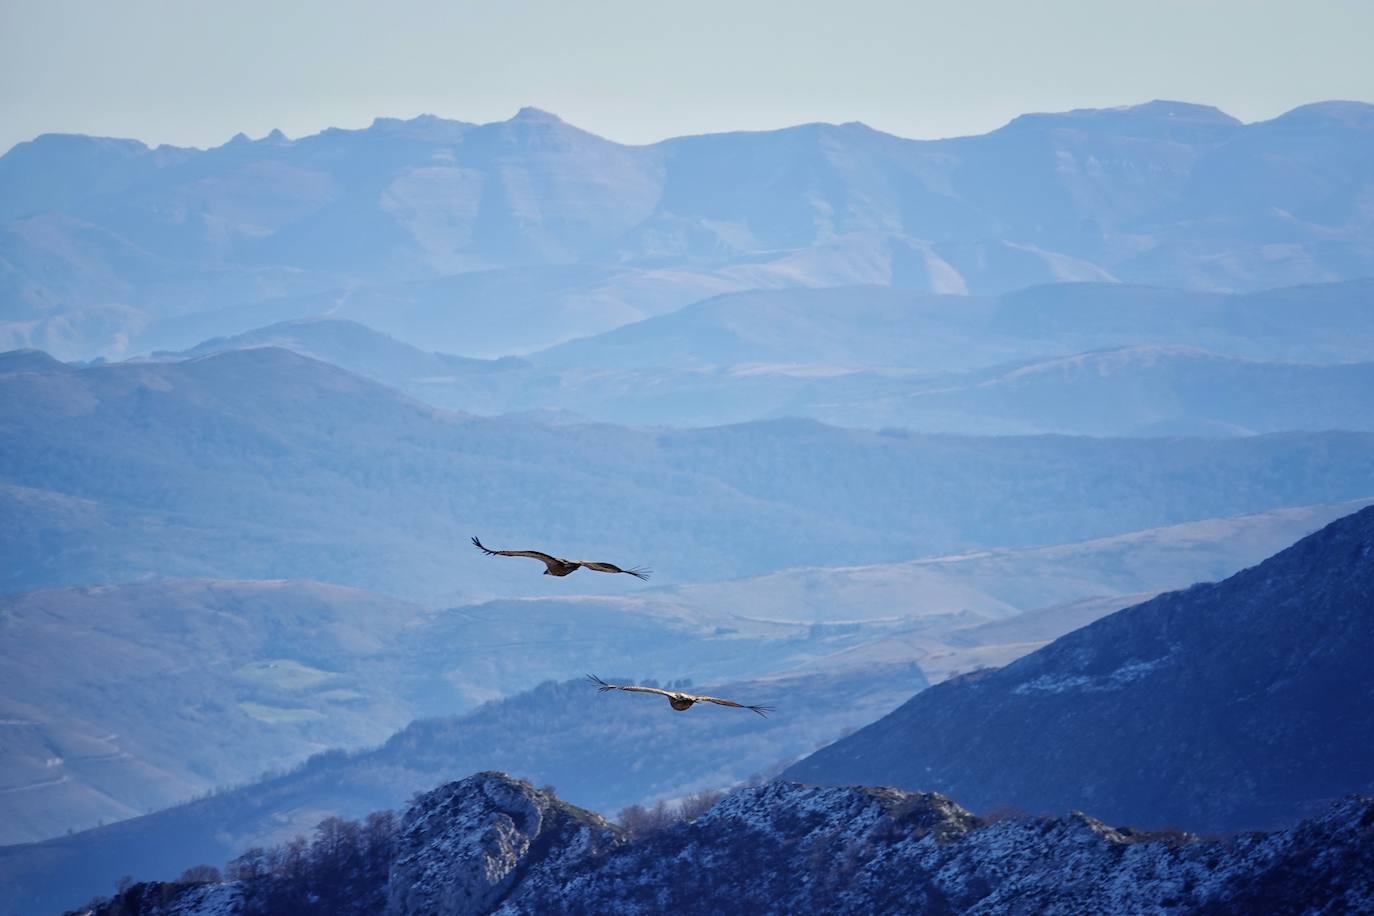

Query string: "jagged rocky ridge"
[83, 772, 1374, 915]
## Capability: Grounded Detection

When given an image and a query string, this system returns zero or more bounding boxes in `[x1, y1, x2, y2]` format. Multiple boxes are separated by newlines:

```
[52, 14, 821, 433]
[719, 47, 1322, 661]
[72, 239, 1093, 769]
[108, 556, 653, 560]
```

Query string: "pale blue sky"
[2, 0, 1372, 153]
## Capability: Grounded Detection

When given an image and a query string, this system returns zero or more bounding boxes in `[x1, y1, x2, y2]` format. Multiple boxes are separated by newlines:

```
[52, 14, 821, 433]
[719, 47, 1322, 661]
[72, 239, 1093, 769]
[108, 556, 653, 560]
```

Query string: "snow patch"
[1013, 650, 1177, 695]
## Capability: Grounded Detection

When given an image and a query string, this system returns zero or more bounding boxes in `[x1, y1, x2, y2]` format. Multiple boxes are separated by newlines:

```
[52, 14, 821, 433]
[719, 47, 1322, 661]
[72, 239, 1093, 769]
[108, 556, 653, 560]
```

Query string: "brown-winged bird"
[588, 675, 773, 717]
[471, 537, 650, 580]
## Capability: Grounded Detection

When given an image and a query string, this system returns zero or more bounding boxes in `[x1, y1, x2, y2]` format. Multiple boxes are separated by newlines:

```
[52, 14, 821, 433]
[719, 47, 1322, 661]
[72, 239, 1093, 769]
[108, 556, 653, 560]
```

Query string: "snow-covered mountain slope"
[82, 772, 1374, 916]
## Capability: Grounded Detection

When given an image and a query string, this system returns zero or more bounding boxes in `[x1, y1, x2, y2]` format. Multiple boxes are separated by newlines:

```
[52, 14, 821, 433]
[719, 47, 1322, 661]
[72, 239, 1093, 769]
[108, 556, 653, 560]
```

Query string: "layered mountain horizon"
[4, 98, 1372, 360]
[5, 90, 1374, 915]
[5, 503, 1372, 915]
[133, 278, 1374, 434]
[2, 97, 1264, 158]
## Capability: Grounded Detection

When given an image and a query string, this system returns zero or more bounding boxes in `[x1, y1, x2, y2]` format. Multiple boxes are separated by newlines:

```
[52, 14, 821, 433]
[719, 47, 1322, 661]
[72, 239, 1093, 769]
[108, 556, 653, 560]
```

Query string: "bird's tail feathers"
[587, 674, 616, 693]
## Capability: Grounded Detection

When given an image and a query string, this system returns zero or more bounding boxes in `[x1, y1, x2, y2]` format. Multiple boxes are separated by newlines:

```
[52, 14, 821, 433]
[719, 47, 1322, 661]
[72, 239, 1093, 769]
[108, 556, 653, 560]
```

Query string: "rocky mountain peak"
[386, 772, 621, 916]
[696, 780, 980, 848]
[510, 106, 564, 124]
[75, 773, 1374, 915]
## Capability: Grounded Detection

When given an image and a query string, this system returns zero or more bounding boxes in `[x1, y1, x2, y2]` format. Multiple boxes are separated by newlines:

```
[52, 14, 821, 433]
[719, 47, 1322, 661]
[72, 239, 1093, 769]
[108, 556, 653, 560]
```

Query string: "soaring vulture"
[471, 537, 650, 580]
[588, 675, 773, 717]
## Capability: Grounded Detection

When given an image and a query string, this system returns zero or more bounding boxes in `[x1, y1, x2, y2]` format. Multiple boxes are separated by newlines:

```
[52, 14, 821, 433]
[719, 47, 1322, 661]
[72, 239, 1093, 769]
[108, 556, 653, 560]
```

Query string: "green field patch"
[314, 688, 367, 704]
[234, 659, 342, 692]
[237, 702, 325, 725]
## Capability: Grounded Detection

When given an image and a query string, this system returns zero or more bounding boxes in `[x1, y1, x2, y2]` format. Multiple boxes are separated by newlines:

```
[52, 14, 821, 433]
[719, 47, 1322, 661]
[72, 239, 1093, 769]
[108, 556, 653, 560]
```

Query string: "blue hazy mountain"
[7, 347, 1374, 599]
[784, 505, 1374, 834]
[0, 573, 931, 846]
[3, 101, 1373, 359]
[0, 580, 432, 843]
[156, 279, 1374, 434]
[532, 279, 1374, 370]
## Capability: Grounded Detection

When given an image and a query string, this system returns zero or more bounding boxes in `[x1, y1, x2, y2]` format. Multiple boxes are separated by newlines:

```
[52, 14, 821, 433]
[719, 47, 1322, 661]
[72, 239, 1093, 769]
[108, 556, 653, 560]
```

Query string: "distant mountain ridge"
[160, 282, 1374, 434]
[7, 347, 1374, 598]
[532, 279, 1374, 370]
[3, 99, 1373, 359]
[784, 505, 1374, 833]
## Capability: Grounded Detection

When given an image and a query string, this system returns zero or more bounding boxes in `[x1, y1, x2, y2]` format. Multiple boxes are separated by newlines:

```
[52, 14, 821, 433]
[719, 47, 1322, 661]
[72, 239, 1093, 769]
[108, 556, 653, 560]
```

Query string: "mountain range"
[6, 97, 1374, 916]
[4, 100, 1373, 360]
[157, 278, 1374, 434]
[6, 346, 1374, 600]
[785, 506, 1374, 834]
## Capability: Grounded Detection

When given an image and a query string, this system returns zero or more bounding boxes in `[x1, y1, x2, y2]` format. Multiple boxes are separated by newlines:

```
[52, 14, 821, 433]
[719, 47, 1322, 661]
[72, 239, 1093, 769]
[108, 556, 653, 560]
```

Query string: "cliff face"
[785, 505, 1374, 833]
[385, 773, 620, 916]
[82, 772, 1374, 916]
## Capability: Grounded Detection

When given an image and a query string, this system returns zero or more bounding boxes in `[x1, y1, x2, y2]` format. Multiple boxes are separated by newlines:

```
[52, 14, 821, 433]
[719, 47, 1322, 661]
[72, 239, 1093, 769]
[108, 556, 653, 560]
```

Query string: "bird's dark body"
[544, 560, 579, 576]
[669, 697, 695, 711]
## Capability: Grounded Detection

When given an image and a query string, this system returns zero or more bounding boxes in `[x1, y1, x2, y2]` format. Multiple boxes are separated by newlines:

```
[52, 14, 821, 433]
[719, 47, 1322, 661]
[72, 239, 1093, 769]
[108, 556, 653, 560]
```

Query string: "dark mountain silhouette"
[785, 506, 1374, 833]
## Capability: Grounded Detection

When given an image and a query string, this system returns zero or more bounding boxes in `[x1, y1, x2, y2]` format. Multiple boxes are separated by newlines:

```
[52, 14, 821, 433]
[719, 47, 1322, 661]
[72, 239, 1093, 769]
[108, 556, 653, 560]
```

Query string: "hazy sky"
[2, 0, 1372, 153]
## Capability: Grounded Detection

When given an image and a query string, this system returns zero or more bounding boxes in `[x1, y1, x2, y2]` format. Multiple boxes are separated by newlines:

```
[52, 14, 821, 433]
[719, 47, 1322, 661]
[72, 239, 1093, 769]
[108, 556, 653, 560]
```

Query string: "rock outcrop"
[385, 773, 621, 916]
[82, 773, 1374, 915]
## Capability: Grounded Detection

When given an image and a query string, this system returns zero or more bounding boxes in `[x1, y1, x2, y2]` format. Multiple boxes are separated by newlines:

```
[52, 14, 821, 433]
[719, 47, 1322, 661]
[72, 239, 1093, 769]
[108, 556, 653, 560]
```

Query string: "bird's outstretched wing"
[471, 537, 562, 570]
[587, 675, 674, 698]
[692, 693, 774, 718]
[587, 676, 773, 717]
[579, 561, 651, 580]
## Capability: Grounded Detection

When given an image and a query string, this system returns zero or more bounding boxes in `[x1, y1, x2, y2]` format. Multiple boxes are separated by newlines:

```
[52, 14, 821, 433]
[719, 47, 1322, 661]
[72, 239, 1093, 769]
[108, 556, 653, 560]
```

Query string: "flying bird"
[471, 537, 650, 580]
[588, 675, 773, 717]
